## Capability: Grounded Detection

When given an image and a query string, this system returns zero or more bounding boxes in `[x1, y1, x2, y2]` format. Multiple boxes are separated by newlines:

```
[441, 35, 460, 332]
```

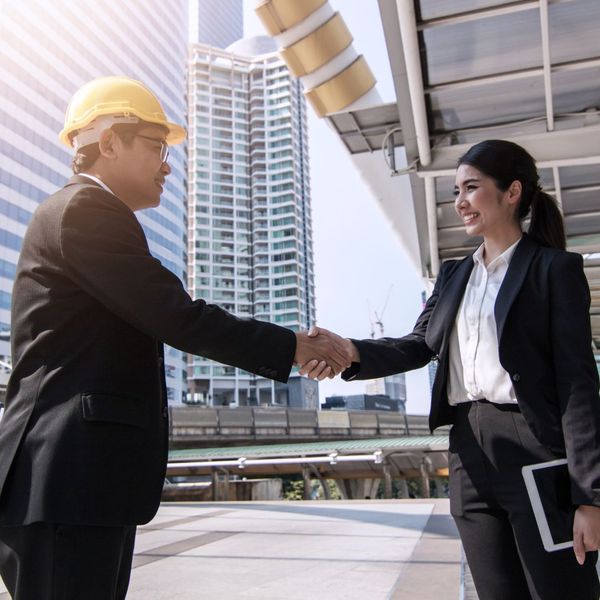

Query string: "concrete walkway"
[0, 499, 461, 599]
[128, 499, 460, 600]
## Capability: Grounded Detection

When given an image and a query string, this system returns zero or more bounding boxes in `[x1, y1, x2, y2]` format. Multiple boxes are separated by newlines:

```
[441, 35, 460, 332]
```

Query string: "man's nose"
[161, 161, 171, 175]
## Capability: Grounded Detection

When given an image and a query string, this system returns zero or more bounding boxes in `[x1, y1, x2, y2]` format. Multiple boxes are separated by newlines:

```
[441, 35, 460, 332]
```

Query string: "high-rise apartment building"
[187, 37, 317, 408]
[0, 0, 189, 403]
[196, 0, 244, 49]
[421, 291, 438, 393]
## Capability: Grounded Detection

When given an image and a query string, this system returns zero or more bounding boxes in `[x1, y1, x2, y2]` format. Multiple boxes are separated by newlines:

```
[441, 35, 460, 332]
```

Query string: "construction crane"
[368, 284, 393, 338]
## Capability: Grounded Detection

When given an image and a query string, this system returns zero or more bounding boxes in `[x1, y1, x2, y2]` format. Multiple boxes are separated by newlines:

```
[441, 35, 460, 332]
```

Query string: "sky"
[243, 1, 433, 415]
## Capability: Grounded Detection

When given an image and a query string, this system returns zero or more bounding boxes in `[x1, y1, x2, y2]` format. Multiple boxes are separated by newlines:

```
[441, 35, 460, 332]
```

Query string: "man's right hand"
[295, 326, 358, 380]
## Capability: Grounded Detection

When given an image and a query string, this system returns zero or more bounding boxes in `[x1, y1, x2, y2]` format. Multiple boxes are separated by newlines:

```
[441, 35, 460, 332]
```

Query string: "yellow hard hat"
[59, 76, 186, 148]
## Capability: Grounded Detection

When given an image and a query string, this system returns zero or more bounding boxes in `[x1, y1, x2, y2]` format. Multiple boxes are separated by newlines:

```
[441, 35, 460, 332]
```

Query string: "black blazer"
[0, 176, 296, 526]
[345, 234, 600, 506]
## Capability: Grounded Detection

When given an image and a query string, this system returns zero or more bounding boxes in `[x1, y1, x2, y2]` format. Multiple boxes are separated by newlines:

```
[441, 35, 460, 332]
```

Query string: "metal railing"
[168, 406, 449, 445]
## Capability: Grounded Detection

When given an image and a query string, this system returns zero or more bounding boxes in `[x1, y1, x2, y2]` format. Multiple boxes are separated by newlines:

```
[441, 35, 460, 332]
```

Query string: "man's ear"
[97, 129, 118, 159]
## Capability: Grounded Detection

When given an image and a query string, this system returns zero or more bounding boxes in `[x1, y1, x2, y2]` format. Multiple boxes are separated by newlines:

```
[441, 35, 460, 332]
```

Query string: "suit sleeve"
[59, 188, 296, 383]
[342, 263, 449, 381]
[549, 252, 600, 506]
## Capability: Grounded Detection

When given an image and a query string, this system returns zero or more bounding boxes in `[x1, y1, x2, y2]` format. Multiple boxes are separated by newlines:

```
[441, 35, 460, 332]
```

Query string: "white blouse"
[447, 238, 521, 405]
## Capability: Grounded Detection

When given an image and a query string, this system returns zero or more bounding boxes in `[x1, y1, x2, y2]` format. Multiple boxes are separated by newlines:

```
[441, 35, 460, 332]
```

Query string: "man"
[0, 76, 349, 599]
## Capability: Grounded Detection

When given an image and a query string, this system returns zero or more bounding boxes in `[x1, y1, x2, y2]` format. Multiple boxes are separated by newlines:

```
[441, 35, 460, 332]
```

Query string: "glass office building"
[0, 0, 189, 403]
[197, 0, 243, 49]
[187, 37, 317, 408]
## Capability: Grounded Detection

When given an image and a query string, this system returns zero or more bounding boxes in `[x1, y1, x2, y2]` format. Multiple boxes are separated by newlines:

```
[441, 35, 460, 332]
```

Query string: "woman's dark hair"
[71, 121, 166, 174]
[458, 139, 565, 250]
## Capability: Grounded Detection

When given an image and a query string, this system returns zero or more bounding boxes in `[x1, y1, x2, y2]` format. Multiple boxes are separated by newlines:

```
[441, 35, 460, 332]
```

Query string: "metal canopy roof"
[328, 0, 600, 349]
[169, 436, 449, 460]
[328, 102, 403, 154]
[167, 436, 449, 478]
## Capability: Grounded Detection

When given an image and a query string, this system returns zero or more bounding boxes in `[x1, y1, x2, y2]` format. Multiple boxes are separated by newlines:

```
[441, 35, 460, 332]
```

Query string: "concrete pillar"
[334, 480, 348, 499]
[337, 479, 351, 499]
[302, 466, 312, 500]
[211, 469, 218, 501]
[420, 459, 431, 498]
[433, 477, 445, 498]
[309, 465, 330, 500]
[211, 468, 230, 501]
[397, 478, 409, 499]
[382, 464, 393, 499]
[358, 479, 379, 499]
[336, 478, 381, 499]
[368, 478, 380, 499]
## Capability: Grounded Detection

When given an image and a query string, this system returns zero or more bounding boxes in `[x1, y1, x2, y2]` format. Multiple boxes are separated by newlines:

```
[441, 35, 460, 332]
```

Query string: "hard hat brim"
[164, 121, 186, 146]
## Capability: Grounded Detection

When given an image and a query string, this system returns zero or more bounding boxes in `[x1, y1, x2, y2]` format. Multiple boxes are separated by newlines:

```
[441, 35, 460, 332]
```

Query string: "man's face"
[114, 125, 171, 211]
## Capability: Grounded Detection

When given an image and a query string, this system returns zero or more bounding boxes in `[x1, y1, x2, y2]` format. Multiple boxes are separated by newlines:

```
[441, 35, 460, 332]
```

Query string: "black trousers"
[0, 522, 136, 600]
[449, 400, 599, 600]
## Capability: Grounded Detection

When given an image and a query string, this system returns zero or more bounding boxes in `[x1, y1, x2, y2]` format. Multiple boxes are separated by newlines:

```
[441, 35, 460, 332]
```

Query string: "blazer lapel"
[427, 256, 474, 353]
[495, 234, 537, 342]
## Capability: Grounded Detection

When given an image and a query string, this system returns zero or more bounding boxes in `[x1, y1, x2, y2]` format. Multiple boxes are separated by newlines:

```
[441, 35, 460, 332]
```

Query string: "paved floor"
[0, 499, 461, 599]
[130, 499, 460, 600]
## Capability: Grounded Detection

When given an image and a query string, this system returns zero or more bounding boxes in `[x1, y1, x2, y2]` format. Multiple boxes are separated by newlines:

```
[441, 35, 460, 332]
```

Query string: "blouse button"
[512, 373, 521, 382]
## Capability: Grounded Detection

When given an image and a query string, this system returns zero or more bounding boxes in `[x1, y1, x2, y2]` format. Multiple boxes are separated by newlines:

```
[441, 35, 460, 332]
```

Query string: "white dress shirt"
[447, 238, 522, 405]
[78, 173, 116, 196]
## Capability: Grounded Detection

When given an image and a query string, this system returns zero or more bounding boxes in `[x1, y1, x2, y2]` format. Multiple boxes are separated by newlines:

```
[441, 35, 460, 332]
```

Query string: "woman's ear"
[507, 180, 522, 207]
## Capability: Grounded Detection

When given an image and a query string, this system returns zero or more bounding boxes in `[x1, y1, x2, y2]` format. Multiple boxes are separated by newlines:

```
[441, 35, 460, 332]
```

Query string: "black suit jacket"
[345, 234, 600, 506]
[0, 176, 296, 526]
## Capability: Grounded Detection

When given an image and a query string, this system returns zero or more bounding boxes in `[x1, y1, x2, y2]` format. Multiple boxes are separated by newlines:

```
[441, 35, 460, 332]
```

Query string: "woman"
[302, 140, 600, 599]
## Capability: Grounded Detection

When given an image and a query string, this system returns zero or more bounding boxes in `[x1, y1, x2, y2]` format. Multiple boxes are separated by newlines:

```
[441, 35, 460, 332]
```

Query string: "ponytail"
[526, 187, 566, 250]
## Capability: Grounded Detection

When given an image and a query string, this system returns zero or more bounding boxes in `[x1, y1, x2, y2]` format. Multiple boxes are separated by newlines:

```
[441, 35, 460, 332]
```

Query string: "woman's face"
[454, 164, 519, 238]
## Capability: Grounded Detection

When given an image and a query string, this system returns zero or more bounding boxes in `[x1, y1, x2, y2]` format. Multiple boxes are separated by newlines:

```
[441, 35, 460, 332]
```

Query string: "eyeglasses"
[134, 134, 169, 163]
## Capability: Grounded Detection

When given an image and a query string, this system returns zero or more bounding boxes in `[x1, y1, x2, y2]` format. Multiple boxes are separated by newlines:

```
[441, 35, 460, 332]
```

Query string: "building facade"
[196, 0, 243, 49]
[187, 38, 317, 408]
[0, 0, 189, 403]
[421, 291, 438, 393]
[323, 394, 406, 414]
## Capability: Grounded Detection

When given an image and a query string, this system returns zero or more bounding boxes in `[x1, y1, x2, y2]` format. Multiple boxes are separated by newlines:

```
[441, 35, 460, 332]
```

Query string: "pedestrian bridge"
[168, 406, 447, 448]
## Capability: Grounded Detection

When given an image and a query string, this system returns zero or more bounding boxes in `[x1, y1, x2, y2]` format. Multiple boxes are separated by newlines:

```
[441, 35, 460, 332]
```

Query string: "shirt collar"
[473, 236, 522, 272]
[78, 173, 116, 197]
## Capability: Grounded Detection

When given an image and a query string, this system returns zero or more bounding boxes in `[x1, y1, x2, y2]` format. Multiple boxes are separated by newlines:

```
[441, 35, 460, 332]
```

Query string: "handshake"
[294, 326, 360, 380]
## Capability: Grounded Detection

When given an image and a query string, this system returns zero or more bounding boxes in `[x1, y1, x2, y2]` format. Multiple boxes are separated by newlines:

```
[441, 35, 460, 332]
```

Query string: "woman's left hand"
[573, 504, 600, 564]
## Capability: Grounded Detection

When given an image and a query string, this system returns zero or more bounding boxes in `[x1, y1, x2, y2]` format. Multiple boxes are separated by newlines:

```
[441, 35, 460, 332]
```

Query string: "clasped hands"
[294, 326, 359, 380]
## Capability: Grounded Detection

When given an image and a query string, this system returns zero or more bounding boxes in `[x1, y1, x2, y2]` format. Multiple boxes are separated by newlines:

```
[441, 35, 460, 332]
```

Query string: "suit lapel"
[427, 256, 474, 431]
[428, 256, 474, 353]
[495, 234, 537, 343]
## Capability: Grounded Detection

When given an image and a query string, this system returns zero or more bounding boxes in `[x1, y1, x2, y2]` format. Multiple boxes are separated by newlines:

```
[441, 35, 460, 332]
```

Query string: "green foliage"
[281, 474, 303, 499]
[281, 474, 449, 501]
[374, 477, 449, 499]
[284, 479, 305, 500]
[281, 475, 342, 500]
[318, 479, 342, 500]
